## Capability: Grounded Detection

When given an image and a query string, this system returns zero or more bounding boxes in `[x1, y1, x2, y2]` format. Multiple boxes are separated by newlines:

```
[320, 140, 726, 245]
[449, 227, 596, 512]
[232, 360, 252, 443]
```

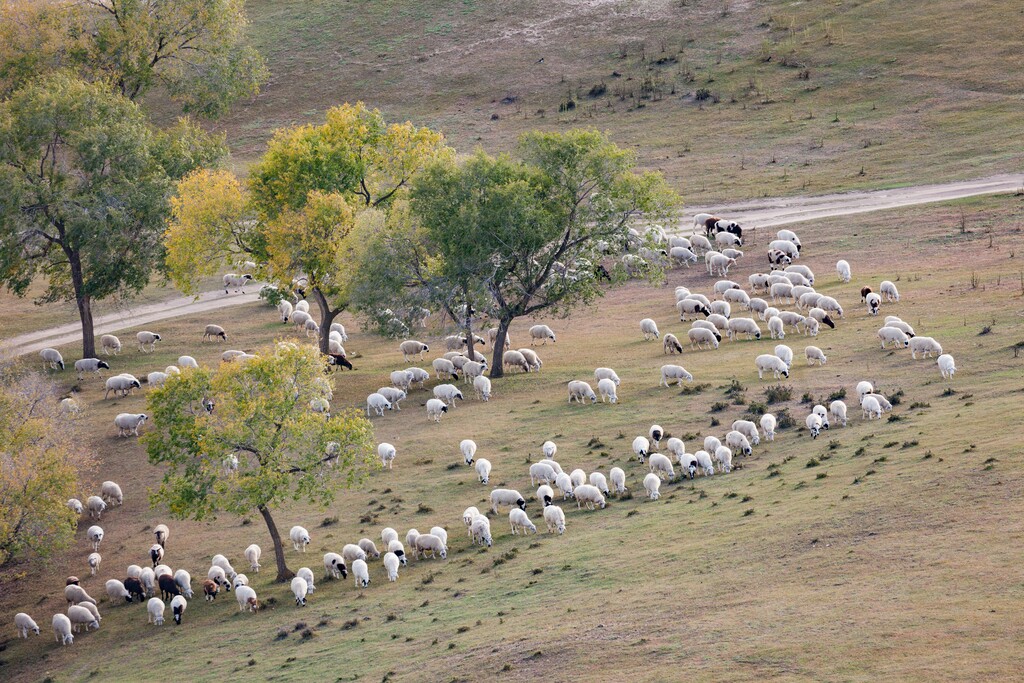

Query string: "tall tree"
[143, 344, 376, 582]
[0, 0, 267, 117]
[403, 131, 680, 377]
[0, 73, 224, 358]
[0, 368, 94, 568]
[164, 103, 451, 351]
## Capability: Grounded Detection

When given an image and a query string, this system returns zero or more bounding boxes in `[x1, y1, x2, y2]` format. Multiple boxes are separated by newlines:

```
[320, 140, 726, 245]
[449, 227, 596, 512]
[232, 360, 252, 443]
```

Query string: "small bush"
[827, 388, 847, 402]
[416, 503, 433, 514]
[710, 401, 730, 413]
[854, 447, 865, 456]
[776, 409, 796, 429]
[941, 388, 957, 397]
[320, 516, 338, 527]
[887, 415, 902, 423]
[805, 458, 820, 468]
[587, 83, 607, 98]
[902, 440, 919, 449]
[800, 392, 814, 404]
[724, 379, 746, 395]
[710, 417, 720, 427]
[680, 383, 711, 395]
[746, 401, 767, 416]
[764, 385, 793, 404]
[909, 402, 931, 410]
[827, 440, 840, 451]
[695, 88, 712, 101]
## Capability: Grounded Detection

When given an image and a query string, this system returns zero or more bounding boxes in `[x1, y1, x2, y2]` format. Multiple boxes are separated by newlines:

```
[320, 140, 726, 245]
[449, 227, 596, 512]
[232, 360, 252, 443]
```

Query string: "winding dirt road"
[6, 173, 1021, 358]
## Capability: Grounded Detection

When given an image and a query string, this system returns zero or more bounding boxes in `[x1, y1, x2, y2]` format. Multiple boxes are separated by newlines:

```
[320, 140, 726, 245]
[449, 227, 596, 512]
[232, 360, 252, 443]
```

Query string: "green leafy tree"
[143, 344, 376, 582]
[0, 73, 224, 358]
[0, 368, 94, 568]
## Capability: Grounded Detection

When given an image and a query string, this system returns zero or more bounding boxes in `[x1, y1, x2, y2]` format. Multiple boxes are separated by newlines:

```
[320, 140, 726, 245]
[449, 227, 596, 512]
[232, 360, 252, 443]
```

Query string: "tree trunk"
[463, 294, 475, 366]
[258, 504, 295, 582]
[68, 249, 96, 358]
[489, 317, 513, 378]
[312, 288, 341, 355]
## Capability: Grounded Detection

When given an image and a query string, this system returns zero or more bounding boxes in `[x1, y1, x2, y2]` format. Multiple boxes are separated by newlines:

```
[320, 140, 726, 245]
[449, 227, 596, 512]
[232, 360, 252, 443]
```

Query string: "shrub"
[775, 409, 796, 429]
[827, 388, 847, 402]
[764, 385, 793, 404]
[709, 401, 730, 413]
[746, 401, 767, 416]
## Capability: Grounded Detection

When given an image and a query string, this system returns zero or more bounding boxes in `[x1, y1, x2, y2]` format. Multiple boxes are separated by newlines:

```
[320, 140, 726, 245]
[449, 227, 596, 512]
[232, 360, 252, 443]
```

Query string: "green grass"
[173, 0, 1024, 203]
[1, 194, 1023, 680]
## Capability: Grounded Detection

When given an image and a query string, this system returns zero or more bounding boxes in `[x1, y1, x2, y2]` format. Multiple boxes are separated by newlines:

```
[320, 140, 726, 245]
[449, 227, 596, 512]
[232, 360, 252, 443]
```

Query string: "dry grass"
[1, 194, 1023, 681]
[175, 0, 1024, 203]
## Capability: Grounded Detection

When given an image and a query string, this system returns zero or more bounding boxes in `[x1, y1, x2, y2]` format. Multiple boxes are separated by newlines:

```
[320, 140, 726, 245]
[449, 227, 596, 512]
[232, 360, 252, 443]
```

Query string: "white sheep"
[731, 420, 760, 445]
[880, 280, 900, 302]
[72, 357, 110, 380]
[670, 246, 699, 266]
[68, 498, 83, 514]
[567, 380, 597, 404]
[459, 439, 477, 465]
[475, 458, 492, 484]
[856, 381, 874, 401]
[203, 324, 228, 342]
[755, 354, 790, 379]
[425, 398, 449, 422]
[114, 412, 148, 437]
[378, 442, 397, 470]
[294, 299, 309, 313]
[727, 317, 761, 341]
[660, 364, 694, 387]
[235, 585, 258, 612]
[399, 340, 430, 362]
[878, 326, 910, 349]
[100, 334, 122, 355]
[643, 473, 661, 500]
[765, 316, 784, 340]
[597, 377, 619, 403]
[15, 613, 40, 638]
[725, 430, 753, 456]
[937, 354, 956, 380]
[648, 453, 675, 480]
[528, 324, 556, 345]
[687, 327, 719, 350]
[170, 595, 187, 625]
[243, 544, 261, 573]
[665, 437, 686, 461]
[87, 525, 104, 550]
[146, 597, 165, 626]
[529, 462, 557, 486]
[861, 395, 882, 420]
[573, 484, 606, 510]
[830, 400, 848, 427]
[365, 393, 393, 417]
[632, 436, 650, 463]
[569, 468, 587, 489]
[174, 569, 193, 599]
[704, 435, 722, 454]
[383, 552, 400, 581]
[909, 336, 942, 359]
[640, 318, 660, 340]
[473, 375, 492, 401]
[695, 450, 716, 476]
[509, 508, 538, 535]
[323, 552, 348, 580]
[52, 613, 74, 645]
[836, 259, 852, 282]
[805, 413, 823, 439]
[135, 331, 162, 352]
[588, 472, 610, 496]
[865, 292, 882, 316]
[99, 480, 123, 507]
[777, 229, 802, 251]
[490, 489, 526, 514]
[714, 446, 733, 473]
[543, 505, 566, 534]
[554, 472, 574, 499]
[291, 577, 308, 606]
[433, 383, 465, 406]
[805, 346, 827, 366]
[594, 368, 621, 387]
[413, 534, 447, 560]
[469, 516, 493, 547]
[104, 374, 141, 399]
[104, 579, 132, 604]
[289, 526, 311, 552]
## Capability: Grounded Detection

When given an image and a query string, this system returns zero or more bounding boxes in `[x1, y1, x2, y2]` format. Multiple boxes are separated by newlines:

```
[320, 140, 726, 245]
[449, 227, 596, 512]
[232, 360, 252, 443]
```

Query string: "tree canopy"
[143, 343, 376, 581]
[0, 72, 225, 358]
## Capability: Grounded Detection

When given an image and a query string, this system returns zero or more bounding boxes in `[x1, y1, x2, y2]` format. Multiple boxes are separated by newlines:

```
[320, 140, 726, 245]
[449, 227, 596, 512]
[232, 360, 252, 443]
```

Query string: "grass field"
[2, 194, 1023, 681]
[174, 0, 1024, 203]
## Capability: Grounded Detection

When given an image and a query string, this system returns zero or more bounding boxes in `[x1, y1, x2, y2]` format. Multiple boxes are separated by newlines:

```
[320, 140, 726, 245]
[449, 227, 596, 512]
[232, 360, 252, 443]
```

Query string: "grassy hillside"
[2, 194, 1023, 681]
[185, 0, 1024, 202]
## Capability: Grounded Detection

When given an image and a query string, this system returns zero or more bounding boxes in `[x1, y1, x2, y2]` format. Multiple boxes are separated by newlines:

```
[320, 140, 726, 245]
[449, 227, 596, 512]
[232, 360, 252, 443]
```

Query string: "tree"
[164, 103, 452, 352]
[0, 73, 225, 358]
[0, 0, 267, 117]
[143, 344, 376, 582]
[404, 131, 680, 376]
[0, 369, 94, 568]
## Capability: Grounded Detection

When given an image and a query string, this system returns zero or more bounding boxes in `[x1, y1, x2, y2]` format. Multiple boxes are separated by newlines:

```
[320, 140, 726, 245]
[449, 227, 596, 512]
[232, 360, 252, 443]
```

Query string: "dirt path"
[5, 173, 1021, 358]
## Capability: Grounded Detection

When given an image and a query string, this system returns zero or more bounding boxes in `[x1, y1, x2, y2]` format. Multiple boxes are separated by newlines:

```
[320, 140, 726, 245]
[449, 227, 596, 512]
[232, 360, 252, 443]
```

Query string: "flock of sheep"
[19, 210, 958, 650]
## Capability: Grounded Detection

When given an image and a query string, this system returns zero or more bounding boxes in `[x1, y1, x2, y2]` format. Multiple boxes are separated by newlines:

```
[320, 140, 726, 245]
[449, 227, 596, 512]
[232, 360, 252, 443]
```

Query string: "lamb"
[490, 489, 527, 514]
[366, 393, 394, 417]
[755, 354, 790, 379]
[909, 336, 942, 359]
[597, 377, 619, 403]
[68, 498, 83, 515]
[660, 364, 694, 387]
[688, 328, 720, 350]
[865, 292, 882, 315]
[68, 604, 99, 633]
[223, 273, 254, 293]
[594, 367, 621, 386]
[86, 525, 103, 550]
[413, 534, 447, 560]
[114, 412, 148, 437]
[234, 585, 258, 612]
[542, 505, 566, 534]
[567, 380, 598, 404]
[290, 577, 309, 606]
[727, 317, 761, 340]
[104, 375, 141, 399]
[425, 398, 449, 422]
[203, 324, 228, 342]
[609, 466, 627, 494]
[378, 442, 397, 470]
[53, 613, 74, 645]
[135, 331, 162, 353]
[469, 516, 493, 547]
[830, 400, 848, 426]
[714, 446, 734, 473]
[573, 484, 606, 510]
[877, 326, 910, 349]
[530, 462, 558, 486]
[100, 481, 123, 507]
[15, 613, 40, 638]
[648, 453, 675, 480]
[476, 458, 492, 484]
[880, 280, 900, 302]
[509, 508, 538, 535]
[725, 430, 753, 456]
[288, 526, 311, 553]
[805, 346, 827, 366]
[202, 579, 220, 601]
[937, 354, 956, 380]
[100, 334, 122, 355]
[323, 552, 348, 580]
[85, 551, 101, 576]
[589, 472, 610, 496]
[399, 340, 430, 362]
[632, 436, 650, 463]
[433, 383, 465, 406]
[836, 260, 852, 283]
[643, 473, 661, 500]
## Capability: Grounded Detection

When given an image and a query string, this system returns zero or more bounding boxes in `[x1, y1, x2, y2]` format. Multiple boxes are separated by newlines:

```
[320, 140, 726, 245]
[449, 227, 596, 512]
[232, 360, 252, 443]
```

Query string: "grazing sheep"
[836, 260, 852, 282]
[469, 516, 493, 547]
[536, 482, 555, 506]
[378, 442, 397, 470]
[460, 439, 477, 465]
[639, 318, 661, 341]
[865, 292, 882, 315]
[366, 393, 394, 417]
[573, 484, 606, 510]
[487, 327, 512, 349]
[291, 577, 308, 606]
[829, 400, 848, 427]
[880, 280, 900, 302]
[413, 534, 447, 560]
[660, 364, 694, 387]
[589, 472, 610, 496]
[597, 377, 619, 403]
[690, 234, 713, 254]
[643, 473, 661, 500]
[468, 374, 491, 402]
[665, 437, 686, 461]
[86, 525, 103, 550]
[202, 579, 219, 601]
[490, 489, 527, 514]
[805, 346, 827, 366]
[177, 356, 199, 370]
[677, 298, 711, 321]
[104, 374, 141, 399]
[670, 246, 699, 266]
[760, 413, 777, 441]
[878, 326, 910, 349]
[529, 324, 557, 345]
[135, 331, 162, 353]
[693, 450, 715, 477]
[725, 431, 753, 456]
[767, 316, 785, 340]
[647, 425, 663, 448]
[648, 453, 675, 480]
[777, 229, 802, 252]
[709, 301, 731, 318]
[609, 467, 627, 494]
[543, 505, 566, 534]
[87, 552, 101, 576]
[105, 579, 132, 604]
[755, 354, 790, 379]
[529, 462, 558, 486]
[714, 446, 734, 473]
[425, 398, 449, 422]
[323, 552, 348, 580]
[383, 553, 401, 581]
[399, 340, 430, 362]
[433, 383, 465, 407]
[290, 526, 311, 552]
[357, 539, 381, 560]
[567, 380, 598, 404]
[688, 328, 720, 350]
[52, 613, 74, 645]
[73, 358, 110, 380]
[727, 317, 761, 341]
[593, 368, 621, 388]
[15, 613, 40, 638]
[170, 595, 187, 625]
[807, 308, 836, 329]
[816, 296, 844, 319]
[100, 481, 123, 507]
[909, 336, 942, 359]
[114, 412, 148, 437]
[509, 508, 538, 535]
[731, 420, 760, 445]
[68, 498, 83, 514]
[240, 544, 261, 573]
[856, 381, 874, 401]
[203, 324, 228, 342]
[173, 569, 193, 599]
[769, 239, 800, 260]
[937, 354, 956, 380]
[569, 468, 587, 489]
[100, 334, 122, 355]
[476, 458, 492, 484]
[860, 394, 882, 420]
[234, 585, 258, 613]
